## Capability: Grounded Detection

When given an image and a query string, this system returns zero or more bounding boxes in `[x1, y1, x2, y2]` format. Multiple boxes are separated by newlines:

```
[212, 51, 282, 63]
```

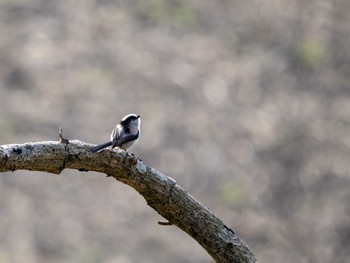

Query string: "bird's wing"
[111, 125, 123, 147]
[112, 130, 140, 148]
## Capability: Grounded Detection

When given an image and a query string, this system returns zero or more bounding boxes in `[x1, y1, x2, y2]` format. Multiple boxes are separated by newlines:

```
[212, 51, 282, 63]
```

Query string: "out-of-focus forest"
[0, 0, 349, 262]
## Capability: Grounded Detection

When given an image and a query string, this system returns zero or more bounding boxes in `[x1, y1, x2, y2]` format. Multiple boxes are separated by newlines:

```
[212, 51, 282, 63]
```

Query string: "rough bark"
[0, 140, 258, 263]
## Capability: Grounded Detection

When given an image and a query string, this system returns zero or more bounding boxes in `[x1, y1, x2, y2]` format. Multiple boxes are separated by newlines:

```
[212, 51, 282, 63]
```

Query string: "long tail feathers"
[90, 141, 112, 152]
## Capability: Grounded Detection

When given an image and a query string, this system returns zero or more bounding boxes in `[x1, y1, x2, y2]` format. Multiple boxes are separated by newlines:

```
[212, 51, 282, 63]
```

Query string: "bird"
[90, 114, 141, 152]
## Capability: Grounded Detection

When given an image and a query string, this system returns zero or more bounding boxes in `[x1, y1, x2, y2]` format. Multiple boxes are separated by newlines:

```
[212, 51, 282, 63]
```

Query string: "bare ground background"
[0, 1, 350, 262]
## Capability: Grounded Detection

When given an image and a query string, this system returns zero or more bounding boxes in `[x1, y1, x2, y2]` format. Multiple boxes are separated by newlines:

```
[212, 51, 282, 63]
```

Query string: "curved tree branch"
[0, 140, 258, 263]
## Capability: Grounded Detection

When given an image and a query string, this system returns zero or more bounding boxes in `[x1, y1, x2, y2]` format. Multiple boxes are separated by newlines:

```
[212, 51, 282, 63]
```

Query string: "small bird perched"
[90, 114, 141, 152]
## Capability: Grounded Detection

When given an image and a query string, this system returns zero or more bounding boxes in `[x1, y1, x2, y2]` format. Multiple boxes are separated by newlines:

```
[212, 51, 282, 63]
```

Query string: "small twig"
[59, 126, 69, 144]
[158, 221, 173, 226]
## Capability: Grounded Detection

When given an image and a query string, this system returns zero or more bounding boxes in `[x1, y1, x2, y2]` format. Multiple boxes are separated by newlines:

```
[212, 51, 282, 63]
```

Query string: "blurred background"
[0, 0, 349, 262]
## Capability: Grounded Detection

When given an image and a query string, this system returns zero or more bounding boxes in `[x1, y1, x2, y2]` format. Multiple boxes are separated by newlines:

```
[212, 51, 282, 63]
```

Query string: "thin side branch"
[0, 140, 258, 263]
[59, 126, 69, 144]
